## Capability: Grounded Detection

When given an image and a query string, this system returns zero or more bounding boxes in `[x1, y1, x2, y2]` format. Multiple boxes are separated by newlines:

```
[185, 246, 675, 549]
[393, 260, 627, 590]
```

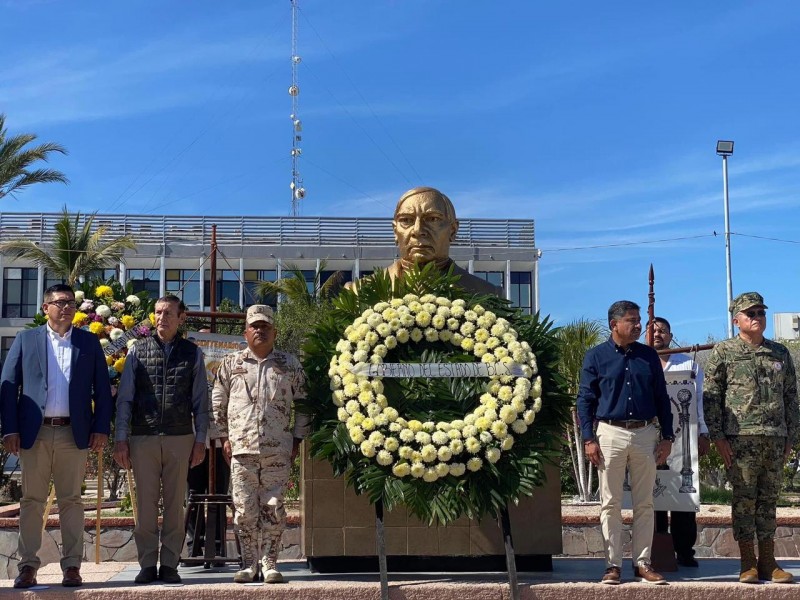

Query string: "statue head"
[392, 187, 459, 267]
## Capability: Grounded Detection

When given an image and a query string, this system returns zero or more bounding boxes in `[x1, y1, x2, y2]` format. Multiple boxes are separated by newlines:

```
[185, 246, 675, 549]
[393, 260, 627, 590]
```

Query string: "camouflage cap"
[730, 292, 768, 315]
[246, 304, 274, 325]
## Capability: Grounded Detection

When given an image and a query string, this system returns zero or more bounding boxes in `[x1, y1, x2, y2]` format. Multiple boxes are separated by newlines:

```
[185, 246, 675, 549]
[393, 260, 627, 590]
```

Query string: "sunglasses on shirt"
[742, 309, 766, 318]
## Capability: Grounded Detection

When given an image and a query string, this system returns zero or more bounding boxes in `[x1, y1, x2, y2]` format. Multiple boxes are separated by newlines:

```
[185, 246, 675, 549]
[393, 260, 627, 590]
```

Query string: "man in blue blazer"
[0, 284, 113, 589]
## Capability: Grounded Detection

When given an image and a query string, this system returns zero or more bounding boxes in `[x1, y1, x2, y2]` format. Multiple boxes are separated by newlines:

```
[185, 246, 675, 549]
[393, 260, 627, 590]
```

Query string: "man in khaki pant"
[114, 296, 208, 585]
[1, 284, 113, 589]
[577, 300, 674, 585]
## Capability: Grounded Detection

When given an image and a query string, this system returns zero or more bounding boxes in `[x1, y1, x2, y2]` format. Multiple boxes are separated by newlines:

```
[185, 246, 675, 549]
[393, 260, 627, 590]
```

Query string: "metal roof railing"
[0, 213, 535, 248]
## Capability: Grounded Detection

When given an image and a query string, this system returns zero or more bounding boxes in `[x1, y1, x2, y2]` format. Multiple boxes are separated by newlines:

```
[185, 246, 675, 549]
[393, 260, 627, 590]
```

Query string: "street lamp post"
[716, 140, 734, 338]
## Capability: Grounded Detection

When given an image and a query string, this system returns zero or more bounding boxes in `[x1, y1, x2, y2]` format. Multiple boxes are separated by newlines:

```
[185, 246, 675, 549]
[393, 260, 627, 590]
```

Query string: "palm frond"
[0, 113, 68, 199]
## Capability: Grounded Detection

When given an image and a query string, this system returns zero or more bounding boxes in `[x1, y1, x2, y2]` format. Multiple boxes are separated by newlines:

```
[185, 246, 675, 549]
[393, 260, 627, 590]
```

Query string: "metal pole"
[722, 154, 734, 338]
[375, 500, 389, 600]
[646, 264, 655, 347]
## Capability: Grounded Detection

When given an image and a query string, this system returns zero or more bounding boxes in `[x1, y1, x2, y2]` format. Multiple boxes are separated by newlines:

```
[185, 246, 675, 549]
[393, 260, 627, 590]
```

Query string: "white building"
[774, 312, 800, 341]
[0, 211, 539, 362]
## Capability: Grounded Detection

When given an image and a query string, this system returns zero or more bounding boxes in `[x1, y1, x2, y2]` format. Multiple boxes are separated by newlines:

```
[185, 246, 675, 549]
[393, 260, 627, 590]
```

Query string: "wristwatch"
[663, 435, 675, 443]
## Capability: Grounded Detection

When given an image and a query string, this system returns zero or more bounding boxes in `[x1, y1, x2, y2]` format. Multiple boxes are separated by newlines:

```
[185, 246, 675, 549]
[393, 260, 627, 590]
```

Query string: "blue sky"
[2, 1, 799, 344]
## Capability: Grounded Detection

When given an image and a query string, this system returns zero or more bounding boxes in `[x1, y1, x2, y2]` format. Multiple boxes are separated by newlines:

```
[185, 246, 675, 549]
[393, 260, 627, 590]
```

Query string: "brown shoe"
[757, 538, 794, 583]
[62, 566, 83, 587]
[13, 566, 37, 589]
[601, 566, 621, 585]
[634, 563, 667, 585]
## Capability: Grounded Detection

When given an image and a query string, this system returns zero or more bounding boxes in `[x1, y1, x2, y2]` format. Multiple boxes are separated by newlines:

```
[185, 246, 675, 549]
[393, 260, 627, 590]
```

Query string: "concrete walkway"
[2, 558, 798, 599]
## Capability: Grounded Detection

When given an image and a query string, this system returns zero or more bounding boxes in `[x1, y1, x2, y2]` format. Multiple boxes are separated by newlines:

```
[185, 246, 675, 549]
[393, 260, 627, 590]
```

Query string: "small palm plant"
[0, 206, 137, 286]
[555, 317, 605, 503]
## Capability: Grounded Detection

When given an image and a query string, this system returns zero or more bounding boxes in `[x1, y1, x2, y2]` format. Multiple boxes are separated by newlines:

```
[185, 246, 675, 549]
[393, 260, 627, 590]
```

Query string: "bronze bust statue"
[385, 187, 501, 296]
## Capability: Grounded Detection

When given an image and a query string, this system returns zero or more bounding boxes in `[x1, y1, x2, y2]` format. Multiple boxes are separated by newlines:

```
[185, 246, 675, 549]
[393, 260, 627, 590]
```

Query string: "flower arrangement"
[330, 295, 543, 482]
[301, 264, 570, 524]
[32, 280, 153, 385]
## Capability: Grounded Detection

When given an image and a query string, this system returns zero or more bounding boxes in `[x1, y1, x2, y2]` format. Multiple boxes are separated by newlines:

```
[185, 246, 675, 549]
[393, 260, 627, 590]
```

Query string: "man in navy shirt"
[578, 300, 674, 585]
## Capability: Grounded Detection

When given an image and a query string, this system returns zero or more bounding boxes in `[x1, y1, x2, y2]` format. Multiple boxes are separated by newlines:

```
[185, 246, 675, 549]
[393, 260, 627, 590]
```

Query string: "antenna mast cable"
[289, 0, 305, 215]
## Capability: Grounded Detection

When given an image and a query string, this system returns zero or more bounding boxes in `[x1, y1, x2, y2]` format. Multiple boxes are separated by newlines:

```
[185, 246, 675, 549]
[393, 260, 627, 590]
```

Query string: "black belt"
[43, 417, 71, 426]
[600, 419, 652, 430]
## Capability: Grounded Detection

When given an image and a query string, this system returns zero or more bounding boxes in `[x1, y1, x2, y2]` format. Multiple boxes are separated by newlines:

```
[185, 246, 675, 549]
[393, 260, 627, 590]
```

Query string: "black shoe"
[677, 555, 699, 568]
[134, 566, 158, 584]
[158, 565, 182, 584]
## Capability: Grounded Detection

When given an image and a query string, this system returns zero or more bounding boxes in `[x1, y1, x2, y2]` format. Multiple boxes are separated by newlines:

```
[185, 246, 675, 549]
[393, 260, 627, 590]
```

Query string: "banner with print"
[186, 331, 247, 387]
[623, 370, 700, 512]
[186, 331, 247, 445]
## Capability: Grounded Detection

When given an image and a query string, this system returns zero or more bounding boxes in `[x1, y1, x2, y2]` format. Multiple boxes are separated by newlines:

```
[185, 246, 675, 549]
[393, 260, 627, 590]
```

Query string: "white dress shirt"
[664, 353, 707, 435]
[45, 324, 72, 417]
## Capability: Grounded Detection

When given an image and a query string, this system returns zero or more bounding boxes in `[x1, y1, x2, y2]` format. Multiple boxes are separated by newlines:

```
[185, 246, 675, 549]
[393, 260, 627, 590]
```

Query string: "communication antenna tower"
[289, 0, 304, 215]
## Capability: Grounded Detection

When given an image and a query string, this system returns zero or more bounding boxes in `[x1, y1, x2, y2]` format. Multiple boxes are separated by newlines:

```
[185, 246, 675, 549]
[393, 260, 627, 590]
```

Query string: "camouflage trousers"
[231, 451, 291, 568]
[727, 435, 785, 542]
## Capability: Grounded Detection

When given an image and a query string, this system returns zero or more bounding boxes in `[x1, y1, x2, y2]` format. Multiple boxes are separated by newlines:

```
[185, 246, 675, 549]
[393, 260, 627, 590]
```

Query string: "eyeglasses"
[48, 300, 77, 310]
[743, 309, 766, 318]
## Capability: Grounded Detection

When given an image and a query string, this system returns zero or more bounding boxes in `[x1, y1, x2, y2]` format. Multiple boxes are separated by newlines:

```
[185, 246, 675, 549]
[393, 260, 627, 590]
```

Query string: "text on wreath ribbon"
[350, 362, 527, 378]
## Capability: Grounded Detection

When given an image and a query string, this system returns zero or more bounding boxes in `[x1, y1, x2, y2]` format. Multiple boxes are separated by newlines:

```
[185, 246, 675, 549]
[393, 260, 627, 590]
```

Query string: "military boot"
[738, 540, 759, 583]
[234, 542, 259, 584]
[757, 539, 794, 583]
[260, 539, 284, 584]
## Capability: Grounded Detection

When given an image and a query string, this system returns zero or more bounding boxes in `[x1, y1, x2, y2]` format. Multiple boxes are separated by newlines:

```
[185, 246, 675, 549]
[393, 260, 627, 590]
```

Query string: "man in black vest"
[114, 295, 209, 585]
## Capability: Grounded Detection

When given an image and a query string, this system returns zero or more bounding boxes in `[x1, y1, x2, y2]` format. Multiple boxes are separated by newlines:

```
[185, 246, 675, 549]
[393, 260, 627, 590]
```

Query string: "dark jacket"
[130, 335, 197, 436]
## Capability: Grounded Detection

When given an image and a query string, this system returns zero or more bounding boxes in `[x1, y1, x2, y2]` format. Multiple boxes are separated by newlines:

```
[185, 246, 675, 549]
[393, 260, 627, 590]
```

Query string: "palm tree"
[0, 113, 68, 200]
[0, 206, 136, 286]
[254, 263, 343, 357]
[254, 262, 343, 306]
[556, 317, 606, 503]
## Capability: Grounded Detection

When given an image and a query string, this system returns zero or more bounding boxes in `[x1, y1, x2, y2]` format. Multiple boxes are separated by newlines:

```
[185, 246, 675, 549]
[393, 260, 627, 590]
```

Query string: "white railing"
[0, 213, 535, 248]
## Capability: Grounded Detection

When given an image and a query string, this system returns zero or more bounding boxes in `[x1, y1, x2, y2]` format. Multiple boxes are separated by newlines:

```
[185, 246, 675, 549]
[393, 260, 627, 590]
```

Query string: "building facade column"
[239, 258, 245, 308]
[198, 255, 206, 311]
[36, 266, 45, 309]
[159, 254, 166, 298]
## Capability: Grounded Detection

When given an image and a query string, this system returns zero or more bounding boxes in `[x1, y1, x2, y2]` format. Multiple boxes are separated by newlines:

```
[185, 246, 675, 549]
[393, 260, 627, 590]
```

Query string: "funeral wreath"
[300, 265, 570, 524]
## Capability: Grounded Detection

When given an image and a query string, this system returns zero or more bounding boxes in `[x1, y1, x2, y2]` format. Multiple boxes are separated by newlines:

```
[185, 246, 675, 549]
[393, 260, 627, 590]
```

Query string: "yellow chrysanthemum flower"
[72, 311, 88, 326]
[113, 357, 126, 373]
[149, 312, 156, 326]
[89, 322, 105, 335]
[105, 356, 114, 366]
[121, 315, 136, 329]
[95, 285, 114, 298]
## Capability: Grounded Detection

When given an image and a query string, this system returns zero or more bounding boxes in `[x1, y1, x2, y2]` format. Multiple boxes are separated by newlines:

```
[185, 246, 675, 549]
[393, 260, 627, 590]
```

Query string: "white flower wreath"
[327, 293, 543, 482]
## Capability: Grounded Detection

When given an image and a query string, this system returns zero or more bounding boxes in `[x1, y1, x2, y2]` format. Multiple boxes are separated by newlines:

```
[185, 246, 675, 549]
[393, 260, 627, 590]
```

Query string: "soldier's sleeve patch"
[774, 362, 783, 372]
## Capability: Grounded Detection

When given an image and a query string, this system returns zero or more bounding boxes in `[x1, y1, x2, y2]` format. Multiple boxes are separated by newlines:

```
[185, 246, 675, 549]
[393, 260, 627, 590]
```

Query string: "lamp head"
[716, 140, 734, 156]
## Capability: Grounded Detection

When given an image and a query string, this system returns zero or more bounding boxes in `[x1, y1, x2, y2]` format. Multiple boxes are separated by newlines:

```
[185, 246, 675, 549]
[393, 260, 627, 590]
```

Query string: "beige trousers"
[596, 420, 659, 568]
[129, 434, 194, 569]
[18, 425, 89, 571]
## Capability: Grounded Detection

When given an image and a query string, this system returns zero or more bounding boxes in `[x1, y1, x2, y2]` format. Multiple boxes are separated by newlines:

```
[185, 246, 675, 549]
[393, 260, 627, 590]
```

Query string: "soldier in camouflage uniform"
[704, 292, 799, 584]
[211, 305, 311, 584]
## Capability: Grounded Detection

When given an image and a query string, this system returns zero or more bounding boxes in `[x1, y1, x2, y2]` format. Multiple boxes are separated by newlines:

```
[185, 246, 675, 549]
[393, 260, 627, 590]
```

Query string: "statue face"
[393, 191, 458, 265]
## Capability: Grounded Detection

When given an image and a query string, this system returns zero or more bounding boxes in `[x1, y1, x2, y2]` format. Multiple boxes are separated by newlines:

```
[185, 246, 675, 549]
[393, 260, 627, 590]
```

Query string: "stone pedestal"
[301, 449, 562, 572]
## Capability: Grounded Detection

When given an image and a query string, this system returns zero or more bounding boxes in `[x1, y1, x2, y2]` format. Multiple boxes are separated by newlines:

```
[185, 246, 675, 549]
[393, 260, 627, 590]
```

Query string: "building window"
[3, 268, 38, 318]
[85, 268, 118, 284]
[127, 269, 161, 299]
[44, 271, 67, 292]
[204, 270, 240, 307]
[165, 269, 200, 310]
[1, 336, 16, 366]
[510, 271, 532, 315]
[473, 271, 505, 290]
[244, 270, 277, 308]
